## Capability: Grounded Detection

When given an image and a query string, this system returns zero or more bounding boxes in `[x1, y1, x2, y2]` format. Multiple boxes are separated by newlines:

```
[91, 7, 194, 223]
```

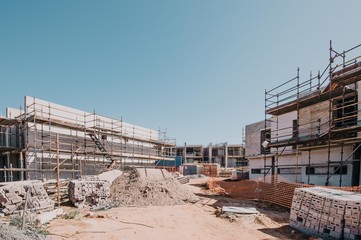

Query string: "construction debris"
[68, 168, 198, 208]
[218, 168, 233, 178]
[180, 163, 220, 177]
[0, 181, 54, 215]
[230, 170, 249, 180]
[290, 187, 361, 239]
[0, 223, 37, 240]
[203, 164, 219, 177]
[98, 170, 123, 183]
[68, 170, 123, 209]
[35, 208, 64, 225]
[176, 176, 190, 184]
[111, 168, 199, 206]
[222, 206, 259, 215]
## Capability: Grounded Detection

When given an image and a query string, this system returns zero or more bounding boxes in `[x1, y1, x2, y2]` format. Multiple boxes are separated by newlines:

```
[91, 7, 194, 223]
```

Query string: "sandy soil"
[46, 177, 308, 240]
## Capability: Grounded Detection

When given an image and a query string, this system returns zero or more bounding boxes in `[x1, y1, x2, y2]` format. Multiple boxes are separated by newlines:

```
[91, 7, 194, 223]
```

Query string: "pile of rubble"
[0, 181, 54, 215]
[175, 175, 190, 184]
[110, 168, 199, 206]
[0, 223, 37, 240]
[68, 170, 122, 209]
[68, 168, 198, 208]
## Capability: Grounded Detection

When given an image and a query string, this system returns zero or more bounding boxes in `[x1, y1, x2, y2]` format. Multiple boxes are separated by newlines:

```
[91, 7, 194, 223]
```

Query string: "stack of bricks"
[0, 181, 54, 215]
[344, 194, 361, 239]
[290, 187, 361, 239]
[68, 175, 111, 208]
[43, 179, 69, 204]
[202, 164, 219, 177]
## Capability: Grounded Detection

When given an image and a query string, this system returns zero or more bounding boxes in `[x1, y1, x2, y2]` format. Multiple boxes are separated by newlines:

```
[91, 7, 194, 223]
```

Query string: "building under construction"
[246, 42, 361, 187]
[0, 96, 175, 182]
[175, 143, 246, 168]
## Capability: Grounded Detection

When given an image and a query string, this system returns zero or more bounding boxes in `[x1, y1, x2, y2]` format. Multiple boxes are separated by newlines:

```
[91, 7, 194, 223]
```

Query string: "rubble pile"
[68, 170, 122, 208]
[0, 223, 32, 240]
[110, 168, 199, 206]
[0, 181, 54, 215]
[176, 176, 190, 184]
[68, 168, 198, 208]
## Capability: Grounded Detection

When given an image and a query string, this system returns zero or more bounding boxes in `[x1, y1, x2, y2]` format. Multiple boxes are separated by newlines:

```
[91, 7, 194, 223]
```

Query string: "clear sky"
[1, 1, 361, 145]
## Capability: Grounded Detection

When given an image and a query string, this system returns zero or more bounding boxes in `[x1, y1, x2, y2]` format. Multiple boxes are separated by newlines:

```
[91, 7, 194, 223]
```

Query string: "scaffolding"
[264, 41, 361, 186]
[0, 96, 176, 182]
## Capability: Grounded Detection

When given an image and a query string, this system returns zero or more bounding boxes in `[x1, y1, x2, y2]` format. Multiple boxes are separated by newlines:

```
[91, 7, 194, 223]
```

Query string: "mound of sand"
[110, 168, 199, 206]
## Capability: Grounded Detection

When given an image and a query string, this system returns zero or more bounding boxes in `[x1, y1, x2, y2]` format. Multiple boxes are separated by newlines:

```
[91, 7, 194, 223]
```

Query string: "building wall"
[269, 100, 328, 144]
[175, 144, 246, 168]
[298, 100, 329, 138]
[248, 155, 271, 179]
[298, 145, 353, 186]
[271, 111, 297, 142]
[245, 120, 270, 157]
[245, 110, 355, 186]
[24, 96, 160, 141]
[247, 126, 355, 186]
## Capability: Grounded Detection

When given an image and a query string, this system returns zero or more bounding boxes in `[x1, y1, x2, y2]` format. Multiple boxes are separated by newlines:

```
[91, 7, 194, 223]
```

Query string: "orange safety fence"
[207, 176, 361, 208]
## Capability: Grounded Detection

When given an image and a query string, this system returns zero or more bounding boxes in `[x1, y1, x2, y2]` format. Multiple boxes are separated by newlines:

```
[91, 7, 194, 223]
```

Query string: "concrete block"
[36, 208, 64, 225]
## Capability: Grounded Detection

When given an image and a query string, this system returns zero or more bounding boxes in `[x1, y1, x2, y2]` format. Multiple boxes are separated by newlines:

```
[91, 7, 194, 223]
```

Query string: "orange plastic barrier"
[207, 176, 361, 208]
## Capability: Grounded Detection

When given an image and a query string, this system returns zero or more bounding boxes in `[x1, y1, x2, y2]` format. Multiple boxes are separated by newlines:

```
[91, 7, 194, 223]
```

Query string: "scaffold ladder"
[89, 134, 116, 169]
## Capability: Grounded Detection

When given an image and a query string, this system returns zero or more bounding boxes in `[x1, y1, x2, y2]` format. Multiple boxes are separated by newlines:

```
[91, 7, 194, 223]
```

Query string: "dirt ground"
[46, 177, 309, 240]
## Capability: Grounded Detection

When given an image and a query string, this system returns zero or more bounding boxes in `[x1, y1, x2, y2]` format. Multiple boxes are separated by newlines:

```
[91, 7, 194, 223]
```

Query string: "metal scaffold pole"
[56, 133, 60, 208]
[326, 40, 333, 186]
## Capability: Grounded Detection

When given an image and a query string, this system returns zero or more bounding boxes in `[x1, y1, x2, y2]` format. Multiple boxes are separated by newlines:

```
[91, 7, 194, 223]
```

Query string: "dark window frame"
[260, 129, 271, 154]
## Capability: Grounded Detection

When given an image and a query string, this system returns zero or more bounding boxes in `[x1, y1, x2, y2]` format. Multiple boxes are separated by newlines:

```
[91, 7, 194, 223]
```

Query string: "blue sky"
[1, 1, 361, 145]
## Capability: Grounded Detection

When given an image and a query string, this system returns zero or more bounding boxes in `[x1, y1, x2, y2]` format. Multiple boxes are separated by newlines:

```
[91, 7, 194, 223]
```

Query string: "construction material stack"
[0, 181, 54, 215]
[290, 187, 361, 239]
[203, 164, 219, 177]
[68, 176, 111, 208]
[68, 170, 123, 208]
[44, 179, 69, 204]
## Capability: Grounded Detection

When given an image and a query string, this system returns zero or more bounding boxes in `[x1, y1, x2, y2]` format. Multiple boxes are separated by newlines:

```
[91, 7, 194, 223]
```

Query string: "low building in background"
[175, 143, 247, 168]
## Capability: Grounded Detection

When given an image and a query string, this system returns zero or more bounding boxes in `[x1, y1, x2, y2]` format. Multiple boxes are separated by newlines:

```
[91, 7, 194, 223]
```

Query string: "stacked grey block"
[344, 194, 361, 239]
[68, 170, 123, 209]
[176, 176, 189, 184]
[290, 187, 361, 239]
[68, 175, 111, 208]
[0, 181, 54, 215]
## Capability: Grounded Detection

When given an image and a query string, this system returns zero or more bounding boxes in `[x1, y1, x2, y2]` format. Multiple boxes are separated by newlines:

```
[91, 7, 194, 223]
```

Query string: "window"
[277, 167, 301, 175]
[260, 129, 271, 154]
[305, 166, 347, 175]
[334, 166, 347, 175]
[305, 167, 315, 175]
[251, 168, 262, 174]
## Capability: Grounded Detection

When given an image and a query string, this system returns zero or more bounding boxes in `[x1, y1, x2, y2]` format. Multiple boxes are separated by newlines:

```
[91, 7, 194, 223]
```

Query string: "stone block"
[36, 208, 64, 225]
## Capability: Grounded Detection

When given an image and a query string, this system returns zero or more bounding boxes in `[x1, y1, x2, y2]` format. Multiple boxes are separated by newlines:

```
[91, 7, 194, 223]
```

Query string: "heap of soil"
[110, 169, 199, 206]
